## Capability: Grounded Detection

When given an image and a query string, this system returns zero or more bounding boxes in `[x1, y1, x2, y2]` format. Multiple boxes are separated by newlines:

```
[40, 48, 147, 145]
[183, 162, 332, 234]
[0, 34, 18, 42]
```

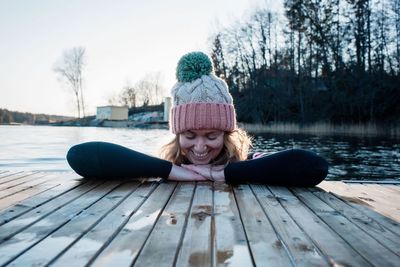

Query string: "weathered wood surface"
[0, 171, 399, 267]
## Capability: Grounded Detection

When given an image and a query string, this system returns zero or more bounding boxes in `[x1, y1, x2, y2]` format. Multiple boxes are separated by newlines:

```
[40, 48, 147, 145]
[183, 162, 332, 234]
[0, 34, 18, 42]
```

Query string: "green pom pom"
[176, 51, 213, 83]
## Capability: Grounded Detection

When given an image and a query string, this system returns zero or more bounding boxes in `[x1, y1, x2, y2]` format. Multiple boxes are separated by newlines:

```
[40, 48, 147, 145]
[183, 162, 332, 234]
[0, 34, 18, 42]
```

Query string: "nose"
[194, 138, 207, 151]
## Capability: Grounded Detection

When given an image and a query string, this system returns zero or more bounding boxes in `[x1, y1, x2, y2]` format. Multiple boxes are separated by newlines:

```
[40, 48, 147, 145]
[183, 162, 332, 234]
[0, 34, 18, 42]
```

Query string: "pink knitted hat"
[170, 52, 236, 134]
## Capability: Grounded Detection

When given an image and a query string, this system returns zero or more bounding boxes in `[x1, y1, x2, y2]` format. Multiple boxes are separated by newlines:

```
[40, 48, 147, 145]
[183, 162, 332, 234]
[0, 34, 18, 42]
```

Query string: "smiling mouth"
[192, 150, 209, 159]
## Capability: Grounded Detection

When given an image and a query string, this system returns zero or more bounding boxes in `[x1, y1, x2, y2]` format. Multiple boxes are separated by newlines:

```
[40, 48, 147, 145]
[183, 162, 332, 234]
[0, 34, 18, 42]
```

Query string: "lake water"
[0, 125, 398, 181]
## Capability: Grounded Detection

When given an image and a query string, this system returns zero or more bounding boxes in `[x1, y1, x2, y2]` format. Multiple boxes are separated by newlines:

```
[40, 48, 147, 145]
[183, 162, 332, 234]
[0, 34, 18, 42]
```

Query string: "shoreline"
[2, 120, 399, 138]
[240, 122, 400, 138]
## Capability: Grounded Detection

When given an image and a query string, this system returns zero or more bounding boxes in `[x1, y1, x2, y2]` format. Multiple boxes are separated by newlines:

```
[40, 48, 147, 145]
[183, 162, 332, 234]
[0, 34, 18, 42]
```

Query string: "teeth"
[193, 151, 208, 158]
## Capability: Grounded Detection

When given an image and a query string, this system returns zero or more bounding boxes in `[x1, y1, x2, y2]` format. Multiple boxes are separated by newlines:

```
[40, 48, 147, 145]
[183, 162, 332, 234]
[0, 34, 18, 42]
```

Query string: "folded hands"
[167, 164, 225, 182]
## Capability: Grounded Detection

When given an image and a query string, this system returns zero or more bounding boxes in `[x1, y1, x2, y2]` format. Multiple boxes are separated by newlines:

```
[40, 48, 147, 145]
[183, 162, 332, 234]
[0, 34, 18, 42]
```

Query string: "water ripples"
[252, 133, 399, 181]
[0, 125, 398, 181]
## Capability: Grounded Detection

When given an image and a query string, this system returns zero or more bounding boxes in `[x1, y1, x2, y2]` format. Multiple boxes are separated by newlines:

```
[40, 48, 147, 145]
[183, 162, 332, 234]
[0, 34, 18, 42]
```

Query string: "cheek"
[209, 138, 224, 152]
[178, 137, 192, 151]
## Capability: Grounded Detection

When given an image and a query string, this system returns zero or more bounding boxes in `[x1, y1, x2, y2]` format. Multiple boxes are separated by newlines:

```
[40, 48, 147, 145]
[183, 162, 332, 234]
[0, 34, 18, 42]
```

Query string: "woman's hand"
[167, 164, 209, 182]
[181, 164, 226, 182]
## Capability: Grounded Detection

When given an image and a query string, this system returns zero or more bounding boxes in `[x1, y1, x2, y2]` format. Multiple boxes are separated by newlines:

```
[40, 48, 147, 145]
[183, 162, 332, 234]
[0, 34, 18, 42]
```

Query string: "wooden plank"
[0, 171, 25, 181]
[0, 174, 397, 267]
[0, 181, 119, 266]
[134, 183, 196, 267]
[319, 181, 400, 226]
[318, 182, 400, 238]
[310, 187, 400, 256]
[50, 181, 157, 267]
[89, 182, 176, 267]
[213, 182, 253, 267]
[6, 181, 141, 267]
[363, 184, 400, 203]
[0, 171, 73, 187]
[0, 181, 100, 242]
[0, 176, 52, 201]
[343, 180, 400, 184]
[347, 184, 400, 211]
[0, 172, 78, 210]
[386, 185, 400, 193]
[0, 172, 50, 193]
[371, 184, 400, 195]
[0, 179, 84, 225]
[233, 185, 293, 266]
[291, 187, 400, 267]
[25, 171, 82, 187]
[268, 186, 371, 267]
[0, 178, 69, 212]
[0, 171, 42, 186]
[174, 182, 213, 267]
[251, 185, 330, 266]
[0, 172, 83, 221]
[374, 184, 400, 194]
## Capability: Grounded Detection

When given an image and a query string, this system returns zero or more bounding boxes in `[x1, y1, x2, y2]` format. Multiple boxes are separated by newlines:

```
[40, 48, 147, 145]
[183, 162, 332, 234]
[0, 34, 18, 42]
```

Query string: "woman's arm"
[224, 149, 328, 186]
[67, 141, 206, 181]
[181, 149, 328, 186]
[167, 164, 209, 181]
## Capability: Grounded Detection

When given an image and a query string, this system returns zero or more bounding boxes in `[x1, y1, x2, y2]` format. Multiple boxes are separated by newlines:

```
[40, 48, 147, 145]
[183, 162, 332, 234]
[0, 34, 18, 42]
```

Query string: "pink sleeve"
[252, 152, 268, 159]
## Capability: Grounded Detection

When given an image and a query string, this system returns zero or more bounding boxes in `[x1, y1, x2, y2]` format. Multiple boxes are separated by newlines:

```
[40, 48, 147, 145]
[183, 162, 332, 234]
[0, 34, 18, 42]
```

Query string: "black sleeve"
[66, 141, 172, 179]
[224, 149, 328, 187]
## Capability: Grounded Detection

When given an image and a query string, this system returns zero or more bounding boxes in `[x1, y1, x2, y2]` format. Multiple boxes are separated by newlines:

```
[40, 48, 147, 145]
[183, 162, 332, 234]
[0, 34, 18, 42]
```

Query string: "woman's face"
[179, 129, 225, 165]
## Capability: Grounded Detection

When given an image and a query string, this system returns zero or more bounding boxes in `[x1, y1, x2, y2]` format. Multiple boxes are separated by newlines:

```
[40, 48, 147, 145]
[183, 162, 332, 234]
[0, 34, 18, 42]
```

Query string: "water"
[0, 125, 173, 172]
[0, 125, 398, 181]
[252, 133, 399, 181]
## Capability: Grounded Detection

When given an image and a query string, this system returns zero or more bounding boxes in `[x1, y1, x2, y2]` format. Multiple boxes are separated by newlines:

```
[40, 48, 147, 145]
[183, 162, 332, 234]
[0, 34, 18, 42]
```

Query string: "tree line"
[0, 108, 72, 124]
[210, 0, 400, 125]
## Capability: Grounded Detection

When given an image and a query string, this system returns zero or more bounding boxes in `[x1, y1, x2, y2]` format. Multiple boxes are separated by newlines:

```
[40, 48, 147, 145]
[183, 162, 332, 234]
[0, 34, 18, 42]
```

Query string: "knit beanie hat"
[170, 51, 236, 134]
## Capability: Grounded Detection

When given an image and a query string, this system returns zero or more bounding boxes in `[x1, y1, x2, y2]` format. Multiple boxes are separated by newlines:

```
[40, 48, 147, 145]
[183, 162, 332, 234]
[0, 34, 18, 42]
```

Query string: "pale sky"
[0, 0, 281, 117]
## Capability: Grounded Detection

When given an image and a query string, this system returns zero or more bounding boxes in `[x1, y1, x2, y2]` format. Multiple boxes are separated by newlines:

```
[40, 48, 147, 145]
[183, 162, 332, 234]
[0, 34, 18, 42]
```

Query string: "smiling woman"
[161, 127, 251, 165]
[179, 129, 225, 165]
[66, 52, 328, 186]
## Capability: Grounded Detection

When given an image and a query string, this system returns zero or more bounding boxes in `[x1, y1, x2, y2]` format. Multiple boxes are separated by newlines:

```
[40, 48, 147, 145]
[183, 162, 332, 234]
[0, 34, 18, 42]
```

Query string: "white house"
[96, 106, 128, 120]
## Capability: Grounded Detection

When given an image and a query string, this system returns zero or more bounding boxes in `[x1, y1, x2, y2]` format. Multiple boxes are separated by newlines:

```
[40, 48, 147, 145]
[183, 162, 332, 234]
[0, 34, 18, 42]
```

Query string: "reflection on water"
[252, 133, 399, 181]
[218, 245, 253, 267]
[0, 125, 174, 171]
[0, 125, 398, 181]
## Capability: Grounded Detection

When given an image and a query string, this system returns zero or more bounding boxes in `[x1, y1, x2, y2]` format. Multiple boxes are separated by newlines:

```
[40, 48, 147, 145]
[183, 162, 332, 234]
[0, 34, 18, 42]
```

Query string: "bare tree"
[134, 72, 165, 106]
[120, 81, 137, 108]
[54, 47, 86, 118]
[393, 0, 400, 74]
[108, 72, 165, 109]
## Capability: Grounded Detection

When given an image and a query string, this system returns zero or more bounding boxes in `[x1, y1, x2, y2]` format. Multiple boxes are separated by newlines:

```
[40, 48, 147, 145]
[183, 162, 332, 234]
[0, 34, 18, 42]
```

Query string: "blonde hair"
[160, 128, 252, 165]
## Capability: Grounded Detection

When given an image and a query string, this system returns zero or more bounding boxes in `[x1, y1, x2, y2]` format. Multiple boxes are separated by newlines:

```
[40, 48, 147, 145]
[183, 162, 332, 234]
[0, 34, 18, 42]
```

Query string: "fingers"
[168, 173, 207, 182]
[188, 165, 226, 182]
[181, 165, 213, 182]
[181, 164, 198, 171]
[180, 164, 226, 182]
[181, 164, 206, 175]
[168, 164, 208, 182]
[181, 164, 225, 173]
[190, 171, 207, 180]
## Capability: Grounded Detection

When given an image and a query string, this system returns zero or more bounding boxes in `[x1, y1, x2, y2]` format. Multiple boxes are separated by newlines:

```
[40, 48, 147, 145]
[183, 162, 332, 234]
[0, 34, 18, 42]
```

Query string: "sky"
[0, 0, 282, 117]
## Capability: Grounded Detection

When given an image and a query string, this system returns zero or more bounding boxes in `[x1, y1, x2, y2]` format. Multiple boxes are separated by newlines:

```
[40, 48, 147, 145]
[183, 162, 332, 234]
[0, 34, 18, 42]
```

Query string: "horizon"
[0, 0, 282, 117]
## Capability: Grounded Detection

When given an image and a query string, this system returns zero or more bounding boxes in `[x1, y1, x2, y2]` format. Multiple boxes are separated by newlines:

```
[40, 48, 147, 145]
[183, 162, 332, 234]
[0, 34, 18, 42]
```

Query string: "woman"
[67, 52, 328, 186]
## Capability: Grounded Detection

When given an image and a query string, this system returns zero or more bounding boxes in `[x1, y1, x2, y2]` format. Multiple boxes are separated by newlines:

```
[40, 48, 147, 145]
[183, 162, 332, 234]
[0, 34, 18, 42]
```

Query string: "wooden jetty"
[0, 170, 399, 266]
